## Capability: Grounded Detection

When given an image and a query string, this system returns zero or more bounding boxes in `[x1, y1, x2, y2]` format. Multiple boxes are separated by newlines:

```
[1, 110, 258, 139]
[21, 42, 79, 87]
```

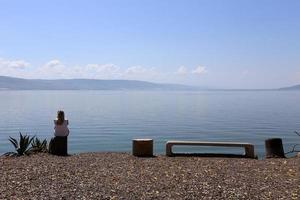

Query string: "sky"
[0, 0, 299, 89]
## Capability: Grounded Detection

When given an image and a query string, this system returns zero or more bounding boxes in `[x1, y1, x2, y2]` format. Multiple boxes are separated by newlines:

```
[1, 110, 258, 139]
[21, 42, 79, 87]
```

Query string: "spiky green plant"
[4, 132, 35, 156]
[31, 137, 48, 153]
[285, 131, 300, 155]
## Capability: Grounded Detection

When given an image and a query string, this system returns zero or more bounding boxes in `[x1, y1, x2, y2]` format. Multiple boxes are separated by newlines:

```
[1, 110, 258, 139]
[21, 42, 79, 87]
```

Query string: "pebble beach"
[1, 153, 299, 200]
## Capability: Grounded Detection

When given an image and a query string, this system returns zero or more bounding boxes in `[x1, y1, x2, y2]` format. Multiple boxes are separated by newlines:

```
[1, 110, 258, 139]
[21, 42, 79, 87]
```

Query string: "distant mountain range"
[1, 76, 299, 91]
[0, 76, 200, 90]
[279, 85, 300, 90]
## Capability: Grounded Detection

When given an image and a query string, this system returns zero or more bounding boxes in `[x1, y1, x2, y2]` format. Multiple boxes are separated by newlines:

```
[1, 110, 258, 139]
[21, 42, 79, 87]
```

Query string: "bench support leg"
[166, 143, 173, 156]
[245, 145, 255, 158]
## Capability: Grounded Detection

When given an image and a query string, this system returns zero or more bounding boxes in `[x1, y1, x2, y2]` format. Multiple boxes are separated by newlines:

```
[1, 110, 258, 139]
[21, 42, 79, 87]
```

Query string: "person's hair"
[56, 110, 65, 125]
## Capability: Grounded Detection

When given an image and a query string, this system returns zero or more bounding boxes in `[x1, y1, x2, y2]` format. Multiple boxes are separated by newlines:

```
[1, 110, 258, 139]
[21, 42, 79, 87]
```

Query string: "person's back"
[54, 119, 69, 137]
[54, 110, 69, 137]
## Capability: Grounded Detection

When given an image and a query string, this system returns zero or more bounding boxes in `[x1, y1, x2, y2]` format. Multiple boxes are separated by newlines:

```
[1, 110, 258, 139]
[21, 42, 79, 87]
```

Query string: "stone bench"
[166, 141, 256, 158]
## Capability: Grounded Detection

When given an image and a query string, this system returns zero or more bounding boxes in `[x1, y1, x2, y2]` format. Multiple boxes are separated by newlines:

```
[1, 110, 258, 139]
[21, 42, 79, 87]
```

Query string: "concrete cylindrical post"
[265, 138, 285, 158]
[132, 139, 153, 157]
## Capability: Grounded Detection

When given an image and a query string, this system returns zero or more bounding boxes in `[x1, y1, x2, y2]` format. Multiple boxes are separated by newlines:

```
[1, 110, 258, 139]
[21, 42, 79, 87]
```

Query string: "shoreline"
[1, 152, 299, 199]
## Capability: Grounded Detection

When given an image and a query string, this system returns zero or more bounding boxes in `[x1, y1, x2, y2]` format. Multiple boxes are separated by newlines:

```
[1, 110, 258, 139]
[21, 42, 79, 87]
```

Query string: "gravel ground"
[0, 153, 299, 200]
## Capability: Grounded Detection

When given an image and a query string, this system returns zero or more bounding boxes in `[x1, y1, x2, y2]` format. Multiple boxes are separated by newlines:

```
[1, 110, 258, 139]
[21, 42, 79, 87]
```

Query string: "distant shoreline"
[1, 88, 300, 92]
[1, 75, 299, 91]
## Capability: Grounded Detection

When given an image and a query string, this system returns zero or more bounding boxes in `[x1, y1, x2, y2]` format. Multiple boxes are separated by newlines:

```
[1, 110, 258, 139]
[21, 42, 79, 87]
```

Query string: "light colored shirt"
[54, 119, 69, 137]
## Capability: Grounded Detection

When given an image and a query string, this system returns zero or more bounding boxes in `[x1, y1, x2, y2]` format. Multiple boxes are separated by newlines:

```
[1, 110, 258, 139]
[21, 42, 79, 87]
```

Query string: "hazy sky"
[0, 0, 299, 89]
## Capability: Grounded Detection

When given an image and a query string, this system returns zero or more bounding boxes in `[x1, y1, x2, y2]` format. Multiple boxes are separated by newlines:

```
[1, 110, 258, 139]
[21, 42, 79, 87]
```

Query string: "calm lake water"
[0, 90, 299, 157]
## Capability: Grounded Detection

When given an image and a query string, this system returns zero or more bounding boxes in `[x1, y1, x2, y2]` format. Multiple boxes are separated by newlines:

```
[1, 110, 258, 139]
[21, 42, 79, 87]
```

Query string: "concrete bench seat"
[166, 141, 256, 158]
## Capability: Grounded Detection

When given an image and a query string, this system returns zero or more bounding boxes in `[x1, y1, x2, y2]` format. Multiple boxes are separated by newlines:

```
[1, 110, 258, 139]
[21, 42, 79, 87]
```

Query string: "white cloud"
[291, 70, 300, 82]
[175, 65, 207, 77]
[242, 70, 249, 76]
[0, 58, 31, 77]
[175, 66, 188, 75]
[43, 60, 62, 68]
[35, 60, 69, 79]
[191, 66, 207, 75]
[85, 64, 121, 79]
[33, 62, 159, 80]
[0, 57, 207, 84]
[0, 58, 30, 70]
[125, 66, 156, 76]
[125, 66, 147, 74]
[123, 66, 160, 81]
[32, 61, 122, 79]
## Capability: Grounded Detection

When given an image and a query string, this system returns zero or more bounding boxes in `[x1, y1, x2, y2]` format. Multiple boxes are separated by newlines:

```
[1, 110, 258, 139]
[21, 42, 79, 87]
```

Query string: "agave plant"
[31, 137, 48, 153]
[285, 131, 300, 156]
[4, 132, 35, 156]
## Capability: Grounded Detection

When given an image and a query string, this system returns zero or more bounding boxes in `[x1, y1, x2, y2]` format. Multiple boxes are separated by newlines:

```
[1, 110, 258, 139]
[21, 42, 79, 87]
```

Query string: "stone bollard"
[265, 138, 285, 158]
[132, 139, 153, 157]
[49, 136, 68, 156]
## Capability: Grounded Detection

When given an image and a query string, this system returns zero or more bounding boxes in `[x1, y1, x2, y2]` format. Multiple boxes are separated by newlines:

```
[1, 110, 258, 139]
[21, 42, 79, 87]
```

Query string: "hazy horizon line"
[1, 75, 298, 91]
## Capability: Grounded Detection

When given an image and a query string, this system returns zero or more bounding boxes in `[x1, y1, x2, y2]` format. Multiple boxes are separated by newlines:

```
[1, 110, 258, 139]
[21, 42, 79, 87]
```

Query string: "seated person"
[54, 110, 69, 137]
[49, 110, 69, 155]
